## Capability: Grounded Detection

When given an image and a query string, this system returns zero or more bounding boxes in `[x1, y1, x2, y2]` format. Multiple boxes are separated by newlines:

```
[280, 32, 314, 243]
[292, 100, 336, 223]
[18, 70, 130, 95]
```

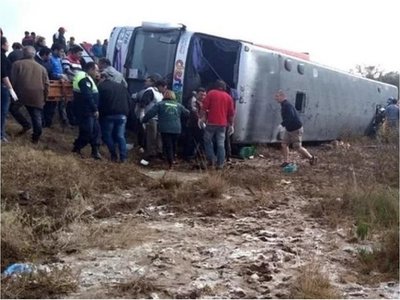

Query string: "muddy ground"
[49, 142, 399, 299]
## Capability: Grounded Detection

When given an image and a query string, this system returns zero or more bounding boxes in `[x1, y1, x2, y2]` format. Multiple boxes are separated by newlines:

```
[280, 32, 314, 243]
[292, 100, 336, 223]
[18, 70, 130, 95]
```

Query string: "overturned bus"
[106, 22, 398, 144]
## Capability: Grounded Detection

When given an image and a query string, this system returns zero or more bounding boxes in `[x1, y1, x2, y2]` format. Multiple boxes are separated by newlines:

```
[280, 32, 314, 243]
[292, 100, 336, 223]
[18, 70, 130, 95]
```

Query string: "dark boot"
[31, 136, 40, 144]
[91, 146, 102, 160]
[16, 126, 31, 136]
[72, 145, 81, 155]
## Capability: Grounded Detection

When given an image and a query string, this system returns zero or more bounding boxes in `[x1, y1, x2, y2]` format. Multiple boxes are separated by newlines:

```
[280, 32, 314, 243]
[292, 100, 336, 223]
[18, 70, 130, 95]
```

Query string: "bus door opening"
[183, 34, 241, 106]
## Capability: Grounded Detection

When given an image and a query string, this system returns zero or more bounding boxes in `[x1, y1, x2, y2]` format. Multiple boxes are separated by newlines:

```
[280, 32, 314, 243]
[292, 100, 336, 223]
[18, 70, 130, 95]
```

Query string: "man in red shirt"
[200, 80, 235, 169]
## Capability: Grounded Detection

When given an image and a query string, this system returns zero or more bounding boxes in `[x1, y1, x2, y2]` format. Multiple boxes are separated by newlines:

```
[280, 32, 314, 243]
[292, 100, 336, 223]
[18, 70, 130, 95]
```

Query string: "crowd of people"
[4, 26, 397, 170]
[0, 26, 240, 170]
[0, 26, 324, 170]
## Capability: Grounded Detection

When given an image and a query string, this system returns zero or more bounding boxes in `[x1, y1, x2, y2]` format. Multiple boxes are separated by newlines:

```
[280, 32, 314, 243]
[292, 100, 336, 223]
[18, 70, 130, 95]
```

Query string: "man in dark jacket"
[8, 42, 23, 63]
[71, 62, 101, 159]
[52, 27, 67, 51]
[1, 36, 18, 142]
[34, 47, 53, 77]
[21, 31, 34, 46]
[10, 46, 49, 143]
[274, 90, 316, 167]
[98, 73, 131, 162]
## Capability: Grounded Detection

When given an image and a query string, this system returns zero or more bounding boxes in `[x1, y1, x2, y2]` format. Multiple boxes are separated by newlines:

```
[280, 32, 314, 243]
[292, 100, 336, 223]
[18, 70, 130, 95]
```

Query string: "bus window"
[295, 92, 306, 112]
[125, 28, 180, 82]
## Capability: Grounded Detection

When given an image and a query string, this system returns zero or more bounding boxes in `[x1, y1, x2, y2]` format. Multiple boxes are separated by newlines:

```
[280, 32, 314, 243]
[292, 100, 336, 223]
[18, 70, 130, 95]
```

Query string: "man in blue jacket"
[275, 90, 316, 167]
[42, 43, 69, 128]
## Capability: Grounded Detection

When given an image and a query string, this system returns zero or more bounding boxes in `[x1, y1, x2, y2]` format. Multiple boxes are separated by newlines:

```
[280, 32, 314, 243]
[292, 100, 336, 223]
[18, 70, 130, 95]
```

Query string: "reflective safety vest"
[72, 71, 98, 93]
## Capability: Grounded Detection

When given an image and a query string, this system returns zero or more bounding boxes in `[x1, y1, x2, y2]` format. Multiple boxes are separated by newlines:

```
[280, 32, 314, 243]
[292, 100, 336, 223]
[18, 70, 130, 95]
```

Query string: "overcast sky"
[1, 0, 399, 73]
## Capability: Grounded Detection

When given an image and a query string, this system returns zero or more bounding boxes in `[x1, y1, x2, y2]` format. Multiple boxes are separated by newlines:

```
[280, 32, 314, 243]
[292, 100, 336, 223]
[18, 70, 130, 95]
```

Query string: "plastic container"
[239, 146, 256, 159]
[283, 163, 298, 173]
[3, 263, 33, 276]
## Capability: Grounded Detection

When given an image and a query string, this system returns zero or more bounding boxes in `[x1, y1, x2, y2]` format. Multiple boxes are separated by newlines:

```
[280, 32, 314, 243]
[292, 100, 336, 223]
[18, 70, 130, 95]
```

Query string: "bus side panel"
[107, 27, 136, 74]
[235, 46, 398, 144]
[278, 58, 397, 141]
[234, 46, 280, 144]
[106, 27, 121, 63]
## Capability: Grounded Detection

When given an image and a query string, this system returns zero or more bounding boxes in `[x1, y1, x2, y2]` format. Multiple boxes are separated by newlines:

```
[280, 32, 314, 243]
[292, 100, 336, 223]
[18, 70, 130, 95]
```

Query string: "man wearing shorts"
[274, 90, 316, 167]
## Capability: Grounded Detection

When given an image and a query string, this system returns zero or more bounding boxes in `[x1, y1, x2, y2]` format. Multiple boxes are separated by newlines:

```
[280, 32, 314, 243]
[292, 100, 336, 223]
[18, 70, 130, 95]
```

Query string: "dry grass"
[302, 136, 399, 280]
[345, 186, 399, 230]
[201, 173, 228, 198]
[1, 265, 78, 299]
[357, 228, 399, 279]
[1, 145, 93, 212]
[222, 165, 273, 190]
[289, 264, 341, 299]
[149, 173, 182, 190]
[373, 143, 399, 187]
[106, 275, 164, 299]
[156, 173, 230, 215]
[0, 139, 149, 272]
[1, 207, 36, 270]
[59, 219, 155, 252]
[152, 171, 275, 217]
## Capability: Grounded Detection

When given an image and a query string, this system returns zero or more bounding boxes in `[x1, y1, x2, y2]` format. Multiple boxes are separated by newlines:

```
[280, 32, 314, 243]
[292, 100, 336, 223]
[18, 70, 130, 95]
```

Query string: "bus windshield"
[126, 28, 180, 81]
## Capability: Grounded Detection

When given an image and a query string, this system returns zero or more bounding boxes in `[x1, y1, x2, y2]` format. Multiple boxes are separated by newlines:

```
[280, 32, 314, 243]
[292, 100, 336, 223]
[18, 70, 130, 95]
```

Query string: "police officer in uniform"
[71, 62, 101, 159]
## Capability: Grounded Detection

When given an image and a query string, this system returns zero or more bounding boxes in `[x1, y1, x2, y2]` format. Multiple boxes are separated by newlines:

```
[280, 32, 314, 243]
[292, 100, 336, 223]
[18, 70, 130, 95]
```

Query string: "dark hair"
[51, 43, 64, 52]
[214, 79, 227, 91]
[1, 36, 7, 46]
[12, 42, 23, 50]
[24, 31, 29, 35]
[30, 32, 36, 36]
[98, 57, 111, 66]
[70, 45, 83, 54]
[35, 36, 45, 45]
[83, 61, 97, 72]
[146, 77, 155, 85]
[196, 87, 206, 93]
[147, 73, 162, 83]
[155, 79, 167, 88]
[38, 47, 51, 56]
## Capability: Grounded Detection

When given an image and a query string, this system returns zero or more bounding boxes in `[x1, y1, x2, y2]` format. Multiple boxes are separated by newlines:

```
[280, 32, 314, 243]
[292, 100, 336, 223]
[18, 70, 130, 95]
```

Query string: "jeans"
[74, 115, 100, 150]
[43, 99, 68, 127]
[66, 101, 78, 126]
[204, 125, 226, 167]
[225, 126, 232, 160]
[184, 125, 204, 160]
[1, 84, 10, 139]
[25, 106, 43, 141]
[9, 101, 31, 130]
[100, 115, 127, 161]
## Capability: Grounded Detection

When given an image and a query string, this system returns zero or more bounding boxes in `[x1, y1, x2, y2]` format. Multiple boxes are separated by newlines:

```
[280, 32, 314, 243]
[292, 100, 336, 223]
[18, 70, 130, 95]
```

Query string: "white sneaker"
[140, 159, 149, 166]
[126, 143, 134, 150]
